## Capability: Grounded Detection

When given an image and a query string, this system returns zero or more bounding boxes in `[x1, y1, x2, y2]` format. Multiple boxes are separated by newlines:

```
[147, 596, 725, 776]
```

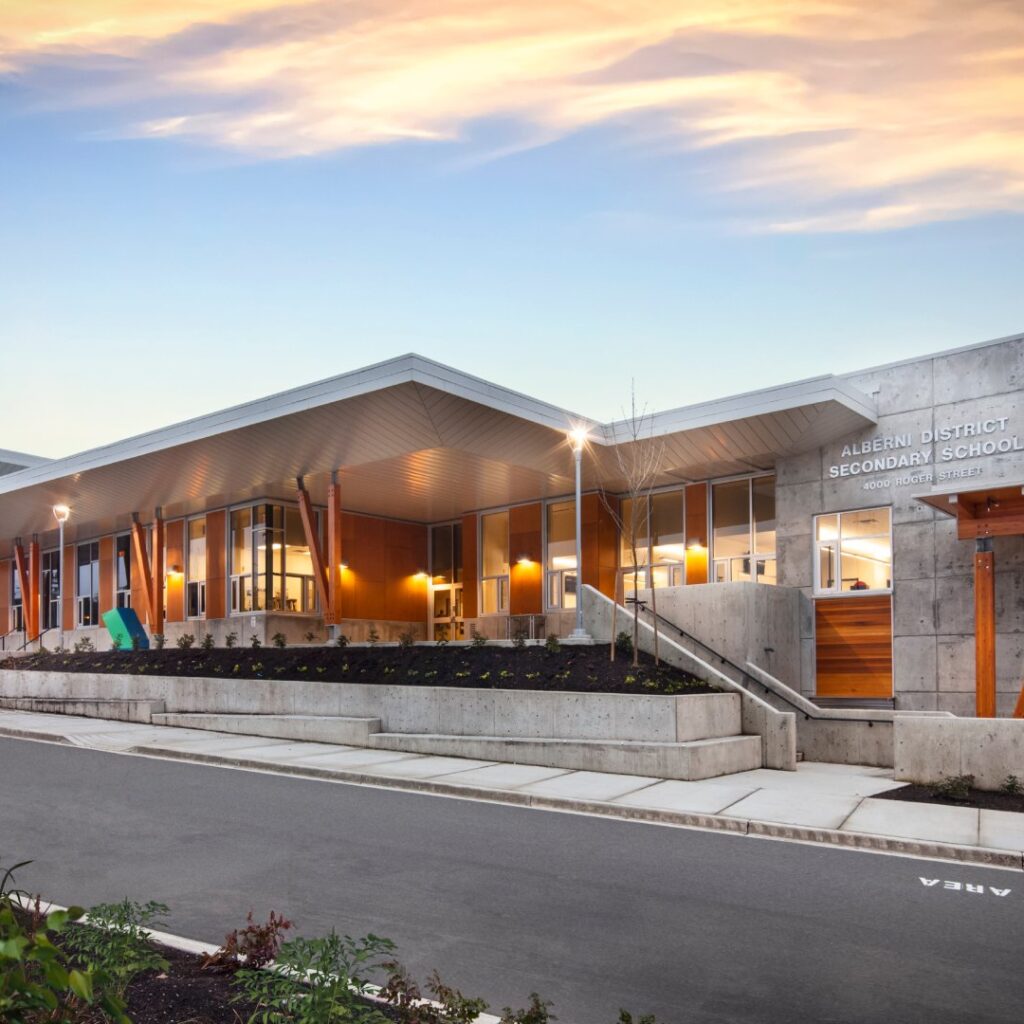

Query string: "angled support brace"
[12, 541, 31, 637]
[296, 478, 330, 616]
[131, 513, 165, 635]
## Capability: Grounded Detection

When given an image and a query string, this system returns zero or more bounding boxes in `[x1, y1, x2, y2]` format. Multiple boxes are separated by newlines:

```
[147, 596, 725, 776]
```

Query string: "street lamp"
[52, 504, 70, 651]
[568, 427, 589, 639]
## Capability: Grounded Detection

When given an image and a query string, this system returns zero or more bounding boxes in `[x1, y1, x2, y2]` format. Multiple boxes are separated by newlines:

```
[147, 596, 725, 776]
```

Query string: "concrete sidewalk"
[2, 708, 1022, 868]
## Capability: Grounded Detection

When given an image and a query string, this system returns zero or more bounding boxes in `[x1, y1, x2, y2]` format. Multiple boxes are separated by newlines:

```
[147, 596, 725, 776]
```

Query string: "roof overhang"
[914, 480, 1024, 540]
[0, 354, 876, 554]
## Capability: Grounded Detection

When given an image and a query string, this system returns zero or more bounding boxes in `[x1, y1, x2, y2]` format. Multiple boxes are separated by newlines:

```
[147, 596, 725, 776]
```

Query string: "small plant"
[544, 633, 561, 654]
[500, 993, 556, 1024]
[367, 627, 380, 646]
[74, 636, 95, 654]
[336, 633, 350, 648]
[110, 635, 123, 651]
[225, 631, 238, 648]
[932, 773, 975, 801]
[479, 671, 491, 682]
[615, 631, 634, 658]
[64, 898, 170, 1000]
[204, 909, 293, 971]
[381, 963, 489, 1024]
[233, 930, 395, 1024]
[153, 633, 166, 649]
[512, 631, 527, 650]
[305, 630, 317, 643]
[398, 630, 415, 649]
[250, 634, 262, 648]
[177, 632, 195, 649]
[618, 1013, 657, 1024]
[1001, 774, 1023, 796]
[470, 631, 488, 649]
[131, 633, 142, 651]
[200, 632, 215, 650]
[272, 631, 288, 648]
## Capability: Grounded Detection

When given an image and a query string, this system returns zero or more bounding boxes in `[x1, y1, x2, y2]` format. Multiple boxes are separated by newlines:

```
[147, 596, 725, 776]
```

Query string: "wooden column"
[975, 543, 996, 718]
[27, 539, 40, 640]
[151, 515, 165, 636]
[326, 477, 343, 625]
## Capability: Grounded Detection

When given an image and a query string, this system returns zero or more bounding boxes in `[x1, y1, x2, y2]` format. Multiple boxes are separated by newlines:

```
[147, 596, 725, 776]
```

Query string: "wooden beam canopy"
[131, 513, 165, 636]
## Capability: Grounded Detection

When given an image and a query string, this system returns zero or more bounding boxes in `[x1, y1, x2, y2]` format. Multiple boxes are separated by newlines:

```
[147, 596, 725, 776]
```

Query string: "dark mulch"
[876, 783, 1024, 814]
[4, 643, 709, 696]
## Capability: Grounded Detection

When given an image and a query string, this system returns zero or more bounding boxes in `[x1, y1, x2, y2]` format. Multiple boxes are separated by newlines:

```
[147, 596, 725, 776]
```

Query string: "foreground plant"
[380, 961, 488, 1023]
[205, 910, 293, 971]
[234, 930, 394, 1023]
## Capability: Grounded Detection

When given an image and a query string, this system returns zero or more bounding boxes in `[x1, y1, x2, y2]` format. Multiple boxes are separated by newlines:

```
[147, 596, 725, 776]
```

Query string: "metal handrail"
[15, 627, 55, 653]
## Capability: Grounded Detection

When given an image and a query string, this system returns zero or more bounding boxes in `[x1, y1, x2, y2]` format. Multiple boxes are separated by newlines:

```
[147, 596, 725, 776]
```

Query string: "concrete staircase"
[151, 712, 382, 745]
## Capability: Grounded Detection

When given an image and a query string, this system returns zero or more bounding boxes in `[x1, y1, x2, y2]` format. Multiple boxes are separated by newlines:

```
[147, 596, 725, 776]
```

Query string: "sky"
[1, 0, 1023, 457]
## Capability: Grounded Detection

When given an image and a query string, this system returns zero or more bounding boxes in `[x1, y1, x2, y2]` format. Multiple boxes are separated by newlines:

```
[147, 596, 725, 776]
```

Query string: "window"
[480, 511, 509, 615]
[711, 475, 776, 584]
[187, 518, 206, 618]
[619, 491, 686, 598]
[77, 541, 100, 627]
[284, 508, 317, 614]
[115, 534, 131, 608]
[230, 507, 253, 612]
[814, 507, 891, 594]
[41, 550, 60, 630]
[430, 523, 464, 640]
[10, 569, 22, 632]
[546, 501, 577, 609]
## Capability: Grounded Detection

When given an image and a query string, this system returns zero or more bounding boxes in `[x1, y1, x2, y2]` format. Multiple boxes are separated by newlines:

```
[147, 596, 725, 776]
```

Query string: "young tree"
[599, 384, 665, 667]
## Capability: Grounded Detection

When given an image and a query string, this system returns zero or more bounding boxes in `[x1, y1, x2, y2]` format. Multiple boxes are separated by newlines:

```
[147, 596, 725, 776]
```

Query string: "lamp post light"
[568, 427, 589, 639]
[52, 504, 70, 651]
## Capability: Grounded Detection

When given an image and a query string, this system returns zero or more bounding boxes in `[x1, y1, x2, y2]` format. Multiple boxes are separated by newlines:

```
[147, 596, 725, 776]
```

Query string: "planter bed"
[4, 644, 709, 697]
[877, 783, 1024, 814]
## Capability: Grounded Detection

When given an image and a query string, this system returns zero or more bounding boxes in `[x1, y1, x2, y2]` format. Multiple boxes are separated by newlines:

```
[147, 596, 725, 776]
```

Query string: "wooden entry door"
[815, 595, 893, 699]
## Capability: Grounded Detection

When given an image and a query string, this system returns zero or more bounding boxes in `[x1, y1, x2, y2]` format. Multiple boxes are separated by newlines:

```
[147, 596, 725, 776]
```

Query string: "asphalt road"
[1, 736, 1021, 1024]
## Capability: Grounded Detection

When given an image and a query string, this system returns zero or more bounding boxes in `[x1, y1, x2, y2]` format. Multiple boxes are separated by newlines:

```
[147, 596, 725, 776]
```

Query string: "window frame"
[812, 505, 893, 597]
[478, 510, 510, 616]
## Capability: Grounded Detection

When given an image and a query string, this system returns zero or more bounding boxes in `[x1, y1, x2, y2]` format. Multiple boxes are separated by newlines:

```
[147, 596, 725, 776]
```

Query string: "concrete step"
[0, 696, 166, 724]
[368, 732, 761, 780]
[151, 713, 382, 745]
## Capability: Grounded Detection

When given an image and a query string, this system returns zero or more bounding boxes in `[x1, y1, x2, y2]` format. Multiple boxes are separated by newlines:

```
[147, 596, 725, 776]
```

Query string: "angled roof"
[0, 354, 876, 552]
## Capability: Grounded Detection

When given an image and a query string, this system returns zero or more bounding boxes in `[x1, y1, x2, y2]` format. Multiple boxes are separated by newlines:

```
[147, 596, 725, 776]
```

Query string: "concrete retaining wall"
[894, 715, 1024, 791]
[0, 669, 740, 744]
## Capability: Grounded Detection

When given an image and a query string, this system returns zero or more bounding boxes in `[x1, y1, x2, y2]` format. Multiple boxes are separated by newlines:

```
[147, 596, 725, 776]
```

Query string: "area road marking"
[920, 877, 1013, 896]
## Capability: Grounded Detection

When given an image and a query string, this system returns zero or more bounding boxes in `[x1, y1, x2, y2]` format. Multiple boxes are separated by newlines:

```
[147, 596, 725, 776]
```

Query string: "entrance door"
[431, 584, 464, 641]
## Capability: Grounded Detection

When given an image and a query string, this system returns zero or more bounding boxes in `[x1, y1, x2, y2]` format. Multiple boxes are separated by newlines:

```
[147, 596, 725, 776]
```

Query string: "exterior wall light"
[339, 561, 349, 570]
[516, 555, 532, 566]
[52, 504, 71, 524]
[413, 571, 428, 580]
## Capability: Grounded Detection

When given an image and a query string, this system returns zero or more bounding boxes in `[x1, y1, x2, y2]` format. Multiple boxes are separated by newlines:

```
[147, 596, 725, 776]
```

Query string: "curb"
[127, 741, 1024, 870]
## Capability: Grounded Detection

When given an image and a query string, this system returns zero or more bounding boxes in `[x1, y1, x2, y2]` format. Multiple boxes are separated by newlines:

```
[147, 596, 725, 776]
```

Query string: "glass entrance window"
[77, 541, 100, 627]
[814, 507, 892, 594]
[41, 550, 60, 630]
[187, 518, 207, 618]
[284, 508, 317, 614]
[430, 523, 464, 640]
[480, 511, 509, 615]
[230, 507, 254, 612]
[546, 501, 577, 609]
[115, 534, 131, 608]
[650, 491, 685, 589]
[711, 475, 776, 584]
[10, 570, 22, 632]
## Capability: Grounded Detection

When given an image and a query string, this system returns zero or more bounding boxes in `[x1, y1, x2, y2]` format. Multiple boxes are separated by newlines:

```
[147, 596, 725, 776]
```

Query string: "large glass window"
[77, 541, 100, 627]
[752, 475, 777, 584]
[430, 523, 464, 640]
[480, 511, 509, 615]
[10, 569, 22, 632]
[815, 507, 892, 594]
[619, 491, 687, 597]
[546, 501, 577, 610]
[187, 518, 207, 618]
[41, 550, 60, 630]
[711, 475, 776, 584]
[284, 508, 317, 614]
[230, 507, 253, 612]
[115, 534, 131, 609]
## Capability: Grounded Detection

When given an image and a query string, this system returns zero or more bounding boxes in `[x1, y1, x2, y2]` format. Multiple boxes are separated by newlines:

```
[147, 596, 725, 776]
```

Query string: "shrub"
[74, 636, 95, 654]
[233, 930, 395, 1024]
[305, 630, 317, 643]
[110, 635, 123, 651]
[500, 993, 556, 1023]
[336, 633, 350, 649]
[618, 1013, 657, 1024]
[544, 633, 561, 654]
[380, 963, 489, 1024]
[250, 634, 262, 648]
[153, 633, 166, 650]
[130, 633, 141, 651]
[615, 631, 634, 657]
[512, 631, 527, 650]
[470, 631, 488, 649]
[225, 631, 238, 649]
[367, 628, 380, 646]
[204, 909, 293, 971]
[932, 774, 975, 801]
[272, 632, 288, 648]
[398, 631, 415, 650]
[1001, 774, 1023, 796]
[200, 633, 215, 650]
[177, 633, 195, 649]
[64, 898, 170, 1000]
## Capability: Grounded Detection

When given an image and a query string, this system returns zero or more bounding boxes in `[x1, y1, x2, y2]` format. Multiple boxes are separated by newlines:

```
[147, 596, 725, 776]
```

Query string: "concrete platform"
[368, 731, 763, 780]
[152, 712, 382, 745]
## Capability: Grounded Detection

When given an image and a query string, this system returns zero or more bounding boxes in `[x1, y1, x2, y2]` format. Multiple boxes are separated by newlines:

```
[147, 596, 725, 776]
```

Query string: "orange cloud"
[2, 0, 1022, 231]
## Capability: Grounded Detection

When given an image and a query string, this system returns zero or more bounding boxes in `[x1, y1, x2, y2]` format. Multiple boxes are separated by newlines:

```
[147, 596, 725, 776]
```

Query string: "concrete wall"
[635, 582, 802, 691]
[775, 334, 1024, 715]
[895, 715, 1024, 791]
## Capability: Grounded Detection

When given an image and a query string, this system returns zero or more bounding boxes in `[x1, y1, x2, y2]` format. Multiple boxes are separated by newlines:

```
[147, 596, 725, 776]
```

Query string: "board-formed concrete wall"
[894, 715, 1024, 791]
[775, 333, 1024, 715]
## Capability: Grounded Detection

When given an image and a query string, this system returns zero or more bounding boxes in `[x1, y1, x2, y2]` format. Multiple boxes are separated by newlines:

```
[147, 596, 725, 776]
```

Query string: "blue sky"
[2, 2, 1022, 457]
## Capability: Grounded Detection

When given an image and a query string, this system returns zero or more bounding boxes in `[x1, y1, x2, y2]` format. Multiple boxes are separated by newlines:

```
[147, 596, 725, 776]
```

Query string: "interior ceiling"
[0, 377, 874, 556]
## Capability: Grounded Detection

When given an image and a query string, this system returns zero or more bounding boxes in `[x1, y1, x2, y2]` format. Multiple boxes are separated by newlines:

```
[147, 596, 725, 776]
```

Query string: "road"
[1, 735, 1020, 1023]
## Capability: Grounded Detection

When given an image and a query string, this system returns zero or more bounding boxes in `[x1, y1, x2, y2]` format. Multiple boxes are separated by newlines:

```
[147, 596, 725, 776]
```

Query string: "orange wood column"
[62, 543, 74, 633]
[297, 484, 330, 616]
[205, 510, 227, 621]
[164, 520, 184, 623]
[326, 479, 342, 624]
[28, 540, 41, 638]
[99, 536, 114, 616]
[151, 515, 165, 636]
[975, 546, 996, 718]
[509, 503, 543, 615]
[685, 483, 709, 585]
[461, 513, 478, 619]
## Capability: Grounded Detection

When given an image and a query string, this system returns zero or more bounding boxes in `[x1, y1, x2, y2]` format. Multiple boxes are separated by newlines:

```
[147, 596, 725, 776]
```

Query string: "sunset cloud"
[2, 0, 1023, 231]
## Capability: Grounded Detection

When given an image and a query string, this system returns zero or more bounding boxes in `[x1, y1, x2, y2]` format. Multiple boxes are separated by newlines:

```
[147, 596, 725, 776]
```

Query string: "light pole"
[568, 427, 589, 639]
[52, 504, 70, 651]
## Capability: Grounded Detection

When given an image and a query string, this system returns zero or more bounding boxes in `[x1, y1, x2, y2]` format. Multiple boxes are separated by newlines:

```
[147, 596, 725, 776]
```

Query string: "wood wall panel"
[0, 560, 10, 634]
[975, 550, 996, 717]
[63, 544, 75, 632]
[581, 493, 618, 599]
[98, 537, 114, 617]
[461, 514, 478, 619]
[815, 595, 893, 698]
[164, 520, 185, 624]
[685, 483, 709, 585]
[205, 511, 227, 621]
[340, 514, 428, 623]
[509, 502, 543, 616]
